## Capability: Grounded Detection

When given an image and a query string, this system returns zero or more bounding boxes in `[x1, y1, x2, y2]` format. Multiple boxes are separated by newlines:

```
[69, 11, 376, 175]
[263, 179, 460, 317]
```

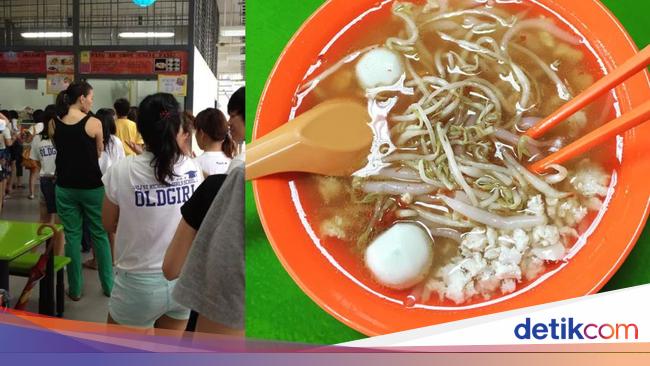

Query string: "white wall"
[0, 77, 188, 113]
[192, 47, 220, 156]
[192, 47, 219, 116]
[86, 79, 131, 111]
[136, 80, 160, 106]
[217, 80, 245, 111]
[0, 78, 56, 110]
[85, 79, 184, 112]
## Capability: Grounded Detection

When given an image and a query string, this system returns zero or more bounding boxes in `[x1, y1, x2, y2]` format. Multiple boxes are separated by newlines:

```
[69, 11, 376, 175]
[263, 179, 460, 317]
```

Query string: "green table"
[0, 220, 60, 315]
[247, 0, 650, 344]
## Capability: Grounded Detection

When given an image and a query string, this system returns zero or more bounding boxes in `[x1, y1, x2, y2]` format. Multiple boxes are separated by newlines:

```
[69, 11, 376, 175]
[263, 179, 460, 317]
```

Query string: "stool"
[9, 253, 71, 317]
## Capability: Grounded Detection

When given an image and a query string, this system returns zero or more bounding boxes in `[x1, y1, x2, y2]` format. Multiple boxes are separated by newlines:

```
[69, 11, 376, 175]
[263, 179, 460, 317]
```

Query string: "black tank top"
[54, 114, 103, 189]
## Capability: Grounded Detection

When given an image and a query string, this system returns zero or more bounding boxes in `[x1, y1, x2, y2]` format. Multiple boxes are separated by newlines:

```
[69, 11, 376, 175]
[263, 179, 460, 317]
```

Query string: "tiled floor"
[1, 182, 108, 323]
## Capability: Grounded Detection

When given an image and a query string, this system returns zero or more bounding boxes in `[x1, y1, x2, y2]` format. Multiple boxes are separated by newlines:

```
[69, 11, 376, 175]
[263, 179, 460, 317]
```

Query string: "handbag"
[22, 146, 38, 170]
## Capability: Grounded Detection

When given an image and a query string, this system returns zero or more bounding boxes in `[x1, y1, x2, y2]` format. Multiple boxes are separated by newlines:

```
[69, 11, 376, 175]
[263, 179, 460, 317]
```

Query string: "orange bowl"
[253, 0, 650, 335]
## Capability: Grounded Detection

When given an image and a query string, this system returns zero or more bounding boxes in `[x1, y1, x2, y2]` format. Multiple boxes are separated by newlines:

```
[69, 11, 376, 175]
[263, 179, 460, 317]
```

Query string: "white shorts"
[108, 271, 190, 328]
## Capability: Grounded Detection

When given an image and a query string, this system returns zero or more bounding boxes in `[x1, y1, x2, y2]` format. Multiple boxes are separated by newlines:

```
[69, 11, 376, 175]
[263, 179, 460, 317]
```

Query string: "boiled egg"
[355, 47, 403, 89]
[364, 223, 433, 290]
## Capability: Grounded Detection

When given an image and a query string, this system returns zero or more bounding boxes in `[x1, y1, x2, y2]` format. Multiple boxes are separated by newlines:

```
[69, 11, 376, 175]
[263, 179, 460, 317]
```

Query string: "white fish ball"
[355, 48, 404, 89]
[364, 223, 433, 290]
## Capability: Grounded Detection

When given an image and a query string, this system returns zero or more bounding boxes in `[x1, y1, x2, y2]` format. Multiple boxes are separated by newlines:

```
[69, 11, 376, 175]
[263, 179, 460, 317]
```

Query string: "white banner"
[343, 285, 650, 347]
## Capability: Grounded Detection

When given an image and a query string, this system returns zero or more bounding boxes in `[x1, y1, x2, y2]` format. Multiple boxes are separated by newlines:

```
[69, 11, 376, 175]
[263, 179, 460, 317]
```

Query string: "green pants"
[55, 185, 113, 298]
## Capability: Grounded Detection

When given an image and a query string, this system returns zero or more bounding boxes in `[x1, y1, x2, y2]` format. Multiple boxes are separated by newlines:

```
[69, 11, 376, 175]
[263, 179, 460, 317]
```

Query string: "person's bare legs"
[83, 248, 97, 270]
[35, 202, 52, 253]
[38, 200, 64, 255]
[83, 217, 103, 270]
[14, 159, 23, 188]
[52, 215, 64, 256]
[86, 231, 117, 269]
[28, 167, 38, 198]
[154, 315, 188, 332]
[6, 163, 14, 195]
[109, 232, 115, 264]
[196, 314, 244, 336]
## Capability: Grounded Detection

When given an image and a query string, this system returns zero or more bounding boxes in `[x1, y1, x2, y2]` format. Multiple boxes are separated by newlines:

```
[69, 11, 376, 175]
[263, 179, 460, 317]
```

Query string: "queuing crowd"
[0, 82, 245, 335]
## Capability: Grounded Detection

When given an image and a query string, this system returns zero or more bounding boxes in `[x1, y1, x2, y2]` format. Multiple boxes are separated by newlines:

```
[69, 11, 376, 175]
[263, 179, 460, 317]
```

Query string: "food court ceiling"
[1, 0, 244, 81]
[216, 0, 245, 81]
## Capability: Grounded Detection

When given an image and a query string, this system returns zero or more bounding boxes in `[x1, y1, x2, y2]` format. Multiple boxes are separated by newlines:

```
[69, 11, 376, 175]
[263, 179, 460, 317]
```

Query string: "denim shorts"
[108, 271, 189, 328]
[40, 176, 57, 213]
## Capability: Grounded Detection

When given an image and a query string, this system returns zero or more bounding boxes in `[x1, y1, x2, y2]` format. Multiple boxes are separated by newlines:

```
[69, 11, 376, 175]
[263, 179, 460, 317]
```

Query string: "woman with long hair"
[30, 105, 64, 255]
[180, 111, 195, 157]
[102, 93, 203, 331]
[52, 81, 113, 301]
[193, 108, 235, 175]
[96, 108, 125, 175]
[22, 109, 43, 199]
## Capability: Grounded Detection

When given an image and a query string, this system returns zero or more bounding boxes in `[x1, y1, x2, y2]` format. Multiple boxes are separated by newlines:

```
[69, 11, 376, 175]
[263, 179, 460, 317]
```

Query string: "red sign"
[0, 51, 74, 74]
[79, 50, 188, 75]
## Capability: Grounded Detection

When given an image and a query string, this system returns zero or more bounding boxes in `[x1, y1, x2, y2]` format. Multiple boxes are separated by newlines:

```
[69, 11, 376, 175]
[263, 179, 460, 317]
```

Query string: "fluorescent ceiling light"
[220, 26, 245, 37]
[21, 32, 73, 38]
[118, 32, 174, 38]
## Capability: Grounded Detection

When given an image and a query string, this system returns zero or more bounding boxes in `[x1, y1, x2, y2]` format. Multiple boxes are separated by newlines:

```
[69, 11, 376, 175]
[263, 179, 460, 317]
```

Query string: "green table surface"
[246, 0, 650, 344]
[0, 220, 59, 261]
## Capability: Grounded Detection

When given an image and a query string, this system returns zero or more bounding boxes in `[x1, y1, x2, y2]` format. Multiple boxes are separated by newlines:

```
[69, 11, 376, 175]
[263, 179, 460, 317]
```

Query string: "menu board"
[157, 74, 188, 96]
[46, 74, 74, 94]
[0, 51, 74, 74]
[46, 54, 74, 73]
[79, 50, 188, 75]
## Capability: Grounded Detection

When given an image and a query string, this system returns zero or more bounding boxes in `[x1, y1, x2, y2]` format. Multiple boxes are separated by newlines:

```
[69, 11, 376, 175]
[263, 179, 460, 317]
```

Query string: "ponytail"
[137, 93, 182, 185]
[40, 105, 58, 140]
[222, 133, 236, 159]
[56, 81, 93, 117]
[55, 90, 71, 117]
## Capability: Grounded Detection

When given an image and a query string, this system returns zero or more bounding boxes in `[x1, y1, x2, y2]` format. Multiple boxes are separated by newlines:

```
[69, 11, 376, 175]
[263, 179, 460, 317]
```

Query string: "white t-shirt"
[195, 151, 232, 175]
[29, 135, 57, 176]
[98, 135, 126, 175]
[102, 152, 204, 273]
[0, 120, 11, 149]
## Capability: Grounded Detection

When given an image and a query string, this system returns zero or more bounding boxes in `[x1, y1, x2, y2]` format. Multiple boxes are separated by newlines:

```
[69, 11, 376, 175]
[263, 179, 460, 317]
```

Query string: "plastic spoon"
[246, 100, 372, 180]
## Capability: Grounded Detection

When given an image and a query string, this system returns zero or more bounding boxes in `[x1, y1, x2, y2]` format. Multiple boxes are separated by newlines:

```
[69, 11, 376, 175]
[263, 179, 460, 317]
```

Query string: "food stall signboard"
[0, 51, 74, 74]
[79, 50, 188, 75]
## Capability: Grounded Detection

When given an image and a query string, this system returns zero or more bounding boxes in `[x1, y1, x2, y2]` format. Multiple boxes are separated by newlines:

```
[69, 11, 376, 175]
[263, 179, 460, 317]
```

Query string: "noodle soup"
[290, 0, 616, 306]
